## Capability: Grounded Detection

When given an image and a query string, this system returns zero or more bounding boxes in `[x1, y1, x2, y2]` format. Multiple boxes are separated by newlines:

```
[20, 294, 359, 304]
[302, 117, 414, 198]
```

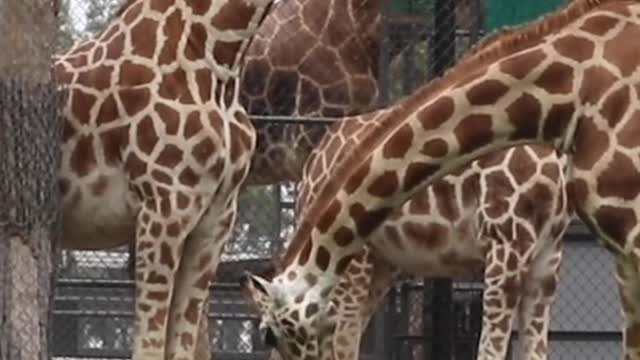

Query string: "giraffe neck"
[276, 0, 632, 296]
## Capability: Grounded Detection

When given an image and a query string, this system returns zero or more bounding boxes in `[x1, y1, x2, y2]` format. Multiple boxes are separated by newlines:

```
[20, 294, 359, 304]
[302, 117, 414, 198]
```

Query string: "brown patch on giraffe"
[136, 115, 159, 155]
[184, 111, 203, 139]
[432, 181, 460, 221]
[403, 222, 448, 249]
[552, 35, 595, 63]
[543, 102, 575, 140]
[70, 89, 97, 125]
[70, 135, 97, 177]
[466, 79, 509, 106]
[323, 81, 350, 105]
[159, 198, 172, 218]
[535, 62, 575, 95]
[211, 0, 256, 31]
[506, 92, 542, 140]
[601, 85, 631, 128]
[180, 333, 194, 351]
[403, 162, 440, 192]
[382, 124, 413, 159]
[147, 271, 168, 285]
[267, 70, 298, 115]
[192, 138, 216, 166]
[106, 33, 125, 60]
[185, 22, 207, 61]
[122, 1, 142, 24]
[299, 78, 322, 114]
[603, 23, 640, 77]
[417, 96, 455, 131]
[147, 291, 169, 301]
[149, 221, 163, 238]
[300, 46, 344, 86]
[156, 144, 184, 169]
[368, 170, 399, 198]
[408, 190, 431, 214]
[147, 307, 167, 331]
[459, 175, 479, 212]
[70, 41, 93, 55]
[118, 87, 151, 116]
[125, 152, 147, 179]
[184, 298, 201, 325]
[304, 273, 318, 287]
[305, 303, 319, 318]
[92, 46, 105, 63]
[214, 41, 243, 68]
[91, 175, 109, 196]
[165, 221, 181, 238]
[348, 203, 394, 238]
[53, 64, 74, 85]
[154, 103, 180, 135]
[76, 65, 113, 91]
[159, 9, 185, 65]
[618, 110, 640, 148]
[573, 115, 610, 170]
[151, 170, 173, 185]
[541, 162, 560, 180]
[193, 69, 212, 102]
[508, 147, 537, 185]
[179, 166, 200, 187]
[483, 172, 513, 219]
[499, 49, 546, 80]
[96, 94, 119, 126]
[158, 68, 194, 104]
[454, 114, 494, 154]
[315, 246, 331, 272]
[594, 205, 637, 247]
[298, 240, 312, 266]
[317, 200, 341, 233]
[344, 157, 372, 194]
[580, 65, 619, 104]
[241, 59, 269, 96]
[580, 15, 619, 36]
[302, 0, 330, 33]
[176, 192, 190, 210]
[598, 152, 640, 200]
[130, 17, 157, 58]
[160, 242, 175, 269]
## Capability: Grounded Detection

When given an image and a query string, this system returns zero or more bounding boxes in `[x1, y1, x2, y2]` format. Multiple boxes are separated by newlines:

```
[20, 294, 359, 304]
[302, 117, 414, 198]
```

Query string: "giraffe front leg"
[615, 252, 640, 360]
[193, 304, 211, 360]
[166, 200, 238, 360]
[131, 195, 205, 360]
[476, 243, 520, 360]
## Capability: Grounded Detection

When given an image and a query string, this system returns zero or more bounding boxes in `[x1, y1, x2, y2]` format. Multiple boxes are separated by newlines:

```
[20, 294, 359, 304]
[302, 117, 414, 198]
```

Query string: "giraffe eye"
[264, 326, 278, 348]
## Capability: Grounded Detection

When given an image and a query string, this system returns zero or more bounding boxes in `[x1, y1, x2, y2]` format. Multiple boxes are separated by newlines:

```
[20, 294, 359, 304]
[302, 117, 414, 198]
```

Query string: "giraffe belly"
[370, 218, 485, 278]
[62, 171, 138, 250]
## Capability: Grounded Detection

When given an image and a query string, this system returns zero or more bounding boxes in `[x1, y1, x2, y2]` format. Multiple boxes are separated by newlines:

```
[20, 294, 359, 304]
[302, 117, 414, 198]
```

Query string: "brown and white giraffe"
[241, 0, 640, 358]
[240, 0, 384, 186]
[51, 0, 276, 358]
[247, 127, 571, 360]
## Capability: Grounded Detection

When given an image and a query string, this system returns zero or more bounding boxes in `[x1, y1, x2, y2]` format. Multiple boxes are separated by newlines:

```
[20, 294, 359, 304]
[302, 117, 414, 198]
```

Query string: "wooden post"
[0, 1, 64, 359]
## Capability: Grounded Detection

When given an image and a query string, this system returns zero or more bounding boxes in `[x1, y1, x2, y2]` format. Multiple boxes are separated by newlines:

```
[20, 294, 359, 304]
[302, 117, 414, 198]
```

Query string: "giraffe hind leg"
[476, 242, 520, 360]
[615, 251, 640, 360]
[166, 198, 239, 360]
[131, 194, 207, 360]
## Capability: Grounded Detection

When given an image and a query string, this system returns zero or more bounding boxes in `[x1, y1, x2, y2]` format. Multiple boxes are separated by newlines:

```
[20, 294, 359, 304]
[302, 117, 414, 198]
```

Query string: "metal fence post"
[428, 1, 456, 359]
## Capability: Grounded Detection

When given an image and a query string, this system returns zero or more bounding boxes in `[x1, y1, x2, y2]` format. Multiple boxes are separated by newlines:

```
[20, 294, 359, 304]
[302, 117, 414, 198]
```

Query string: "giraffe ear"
[241, 271, 276, 302]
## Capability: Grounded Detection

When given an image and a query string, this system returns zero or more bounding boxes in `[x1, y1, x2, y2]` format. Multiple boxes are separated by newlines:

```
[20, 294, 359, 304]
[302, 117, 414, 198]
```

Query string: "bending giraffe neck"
[278, 0, 629, 293]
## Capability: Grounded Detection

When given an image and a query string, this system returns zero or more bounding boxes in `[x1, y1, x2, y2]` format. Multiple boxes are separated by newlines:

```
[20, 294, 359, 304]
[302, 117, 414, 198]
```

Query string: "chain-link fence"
[0, 0, 623, 359]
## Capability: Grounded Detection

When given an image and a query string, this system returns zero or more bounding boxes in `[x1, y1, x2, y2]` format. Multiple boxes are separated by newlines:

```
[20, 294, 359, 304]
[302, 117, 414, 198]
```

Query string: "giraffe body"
[243, 0, 640, 359]
[52, 0, 275, 358]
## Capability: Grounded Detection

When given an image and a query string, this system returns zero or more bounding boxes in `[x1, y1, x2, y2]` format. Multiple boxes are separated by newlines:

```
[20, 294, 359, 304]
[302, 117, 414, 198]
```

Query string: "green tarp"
[484, 0, 565, 32]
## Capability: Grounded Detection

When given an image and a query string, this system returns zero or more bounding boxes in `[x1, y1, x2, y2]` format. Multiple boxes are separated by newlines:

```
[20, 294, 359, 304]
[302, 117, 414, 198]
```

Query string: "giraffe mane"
[275, 0, 619, 271]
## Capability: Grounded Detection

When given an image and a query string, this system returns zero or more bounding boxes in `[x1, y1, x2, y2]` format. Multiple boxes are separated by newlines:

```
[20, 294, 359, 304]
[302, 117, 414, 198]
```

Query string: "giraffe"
[240, 0, 384, 186]
[51, 0, 276, 358]
[240, 0, 640, 358]
[247, 131, 571, 360]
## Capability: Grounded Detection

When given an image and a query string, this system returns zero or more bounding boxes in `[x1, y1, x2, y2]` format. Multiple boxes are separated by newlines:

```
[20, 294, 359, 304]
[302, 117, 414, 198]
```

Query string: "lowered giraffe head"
[240, 0, 640, 357]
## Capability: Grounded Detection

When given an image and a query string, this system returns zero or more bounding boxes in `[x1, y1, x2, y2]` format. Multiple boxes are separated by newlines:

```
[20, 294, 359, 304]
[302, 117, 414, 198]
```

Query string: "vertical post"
[428, 1, 456, 359]
[0, 1, 64, 359]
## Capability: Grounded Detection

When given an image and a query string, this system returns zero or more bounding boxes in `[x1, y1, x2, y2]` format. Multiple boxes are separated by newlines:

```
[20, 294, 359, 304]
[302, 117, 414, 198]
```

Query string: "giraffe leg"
[165, 201, 238, 360]
[194, 301, 212, 360]
[131, 195, 207, 360]
[514, 271, 558, 360]
[615, 252, 640, 360]
[476, 243, 520, 360]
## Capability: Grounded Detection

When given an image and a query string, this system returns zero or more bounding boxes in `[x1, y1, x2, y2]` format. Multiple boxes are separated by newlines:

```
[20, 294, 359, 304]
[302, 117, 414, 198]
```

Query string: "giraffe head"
[243, 270, 340, 360]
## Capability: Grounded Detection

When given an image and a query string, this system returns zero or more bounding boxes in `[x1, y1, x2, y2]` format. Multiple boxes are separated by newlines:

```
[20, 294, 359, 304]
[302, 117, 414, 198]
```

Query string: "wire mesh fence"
[0, 0, 626, 359]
